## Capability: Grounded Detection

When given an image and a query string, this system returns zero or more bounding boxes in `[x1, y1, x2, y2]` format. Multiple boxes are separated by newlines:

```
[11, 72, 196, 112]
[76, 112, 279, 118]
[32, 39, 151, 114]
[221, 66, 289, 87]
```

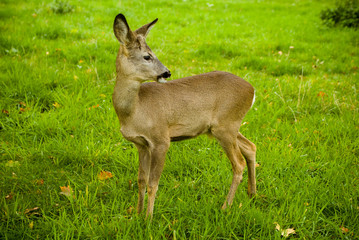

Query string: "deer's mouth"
[156, 71, 171, 83]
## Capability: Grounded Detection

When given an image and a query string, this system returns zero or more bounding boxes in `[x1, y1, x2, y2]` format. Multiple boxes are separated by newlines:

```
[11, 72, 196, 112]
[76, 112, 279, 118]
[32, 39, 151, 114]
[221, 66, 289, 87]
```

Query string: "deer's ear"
[134, 18, 158, 38]
[113, 14, 135, 44]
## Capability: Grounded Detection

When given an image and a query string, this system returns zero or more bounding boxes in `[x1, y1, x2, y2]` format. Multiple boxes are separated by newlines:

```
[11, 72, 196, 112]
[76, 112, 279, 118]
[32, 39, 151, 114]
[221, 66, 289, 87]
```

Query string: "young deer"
[113, 14, 257, 218]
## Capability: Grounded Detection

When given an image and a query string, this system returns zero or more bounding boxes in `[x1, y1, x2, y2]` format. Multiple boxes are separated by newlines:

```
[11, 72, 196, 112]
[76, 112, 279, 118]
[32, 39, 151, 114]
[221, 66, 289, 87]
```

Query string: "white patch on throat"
[158, 77, 167, 83]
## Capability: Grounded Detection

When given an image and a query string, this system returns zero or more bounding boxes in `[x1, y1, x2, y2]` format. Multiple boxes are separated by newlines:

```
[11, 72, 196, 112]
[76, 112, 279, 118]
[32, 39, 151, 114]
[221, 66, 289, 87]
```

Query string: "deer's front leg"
[135, 144, 151, 214]
[146, 142, 169, 219]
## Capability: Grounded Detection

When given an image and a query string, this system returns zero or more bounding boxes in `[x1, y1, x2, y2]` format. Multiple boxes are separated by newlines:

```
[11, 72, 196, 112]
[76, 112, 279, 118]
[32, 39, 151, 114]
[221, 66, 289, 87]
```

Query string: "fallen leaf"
[98, 171, 113, 181]
[2, 109, 9, 115]
[59, 185, 73, 197]
[34, 179, 44, 185]
[282, 228, 296, 237]
[88, 104, 100, 110]
[275, 222, 281, 231]
[274, 222, 296, 238]
[24, 207, 41, 217]
[5, 192, 14, 200]
[317, 91, 326, 97]
[341, 226, 349, 234]
[255, 163, 260, 168]
[53, 102, 61, 108]
[20, 107, 30, 112]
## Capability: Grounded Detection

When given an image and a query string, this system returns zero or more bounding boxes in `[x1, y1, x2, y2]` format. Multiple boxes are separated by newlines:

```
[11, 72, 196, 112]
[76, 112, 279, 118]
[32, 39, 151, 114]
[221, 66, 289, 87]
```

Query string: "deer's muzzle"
[157, 70, 171, 83]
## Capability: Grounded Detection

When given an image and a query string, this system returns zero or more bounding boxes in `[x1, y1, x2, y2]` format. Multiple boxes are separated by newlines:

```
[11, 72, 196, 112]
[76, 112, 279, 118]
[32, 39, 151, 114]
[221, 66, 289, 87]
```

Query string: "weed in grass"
[48, 0, 74, 15]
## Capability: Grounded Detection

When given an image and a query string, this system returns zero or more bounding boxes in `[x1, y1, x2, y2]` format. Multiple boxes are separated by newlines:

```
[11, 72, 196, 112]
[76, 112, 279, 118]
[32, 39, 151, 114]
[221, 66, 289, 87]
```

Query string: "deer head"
[113, 14, 171, 83]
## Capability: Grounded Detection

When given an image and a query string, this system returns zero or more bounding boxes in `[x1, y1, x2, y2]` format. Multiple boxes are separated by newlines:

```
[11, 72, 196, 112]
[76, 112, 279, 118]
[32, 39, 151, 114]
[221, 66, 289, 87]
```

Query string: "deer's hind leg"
[212, 128, 247, 209]
[237, 133, 256, 198]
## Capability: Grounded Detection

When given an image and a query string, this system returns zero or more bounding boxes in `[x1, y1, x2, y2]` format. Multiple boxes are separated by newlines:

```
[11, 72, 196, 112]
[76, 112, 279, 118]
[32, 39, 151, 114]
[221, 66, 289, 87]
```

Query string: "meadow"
[0, 0, 358, 239]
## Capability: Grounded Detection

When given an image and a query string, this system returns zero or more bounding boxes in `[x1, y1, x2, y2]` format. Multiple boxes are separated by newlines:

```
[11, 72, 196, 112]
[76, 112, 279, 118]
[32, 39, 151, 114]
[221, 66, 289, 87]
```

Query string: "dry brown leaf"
[24, 207, 41, 217]
[5, 192, 14, 200]
[282, 228, 296, 238]
[274, 222, 296, 238]
[88, 104, 100, 110]
[53, 102, 61, 108]
[341, 226, 349, 234]
[34, 179, 44, 185]
[317, 91, 326, 97]
[59, 185, 73, 197]
[275, 222, 281, 231]
[98, 170, 113, 181]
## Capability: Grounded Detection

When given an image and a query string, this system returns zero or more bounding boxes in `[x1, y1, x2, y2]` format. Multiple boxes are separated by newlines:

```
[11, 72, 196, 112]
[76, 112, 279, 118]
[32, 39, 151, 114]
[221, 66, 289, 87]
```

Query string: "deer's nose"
[161, 71, 171, 79]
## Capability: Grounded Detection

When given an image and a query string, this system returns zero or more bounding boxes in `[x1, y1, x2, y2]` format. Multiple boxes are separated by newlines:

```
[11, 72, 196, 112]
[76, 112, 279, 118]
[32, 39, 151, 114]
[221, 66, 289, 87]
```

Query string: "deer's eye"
[143, 55, 151, 61]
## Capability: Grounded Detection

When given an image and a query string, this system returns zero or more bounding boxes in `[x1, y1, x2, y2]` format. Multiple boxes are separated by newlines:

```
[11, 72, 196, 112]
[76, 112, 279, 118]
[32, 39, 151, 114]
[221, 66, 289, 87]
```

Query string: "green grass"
[1, 0, 358, 239]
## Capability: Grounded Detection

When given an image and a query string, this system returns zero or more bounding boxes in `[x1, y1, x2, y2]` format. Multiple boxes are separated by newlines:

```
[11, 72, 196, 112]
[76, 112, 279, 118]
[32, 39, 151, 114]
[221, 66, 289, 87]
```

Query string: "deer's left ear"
[135, 18, 158, 38]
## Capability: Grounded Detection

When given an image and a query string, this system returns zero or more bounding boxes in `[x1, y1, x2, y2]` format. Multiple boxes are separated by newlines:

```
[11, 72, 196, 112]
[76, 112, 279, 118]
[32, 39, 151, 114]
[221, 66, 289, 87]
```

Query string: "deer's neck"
[113, 75, 141, 120]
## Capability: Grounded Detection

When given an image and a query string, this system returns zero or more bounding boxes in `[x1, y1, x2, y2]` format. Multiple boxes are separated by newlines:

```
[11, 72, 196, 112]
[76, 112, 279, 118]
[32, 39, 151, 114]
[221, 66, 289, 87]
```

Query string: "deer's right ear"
[113, 14, 135, 45]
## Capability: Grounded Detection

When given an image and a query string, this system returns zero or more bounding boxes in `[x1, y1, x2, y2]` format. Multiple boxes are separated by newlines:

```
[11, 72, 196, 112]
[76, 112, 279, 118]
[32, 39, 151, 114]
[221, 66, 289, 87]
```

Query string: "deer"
[112, 13, 257, 219]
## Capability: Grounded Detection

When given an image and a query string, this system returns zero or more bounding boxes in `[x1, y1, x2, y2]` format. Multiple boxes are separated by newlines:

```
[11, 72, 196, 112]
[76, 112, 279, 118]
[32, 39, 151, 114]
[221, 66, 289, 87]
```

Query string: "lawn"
[0, 0, 358, 239]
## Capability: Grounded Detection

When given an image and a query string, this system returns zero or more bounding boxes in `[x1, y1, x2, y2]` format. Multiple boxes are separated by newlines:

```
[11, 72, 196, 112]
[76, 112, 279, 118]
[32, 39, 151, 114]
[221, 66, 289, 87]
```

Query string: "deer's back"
[136, 71, 254, 138]
[139, 71, 254, 116]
